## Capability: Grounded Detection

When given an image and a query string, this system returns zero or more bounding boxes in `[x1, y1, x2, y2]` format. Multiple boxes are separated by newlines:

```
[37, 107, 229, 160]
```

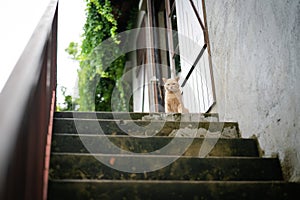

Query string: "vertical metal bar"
[142, 63, 146, 112]
[151, 0, 164, 112]
[165, 0, 176, 78]
[146, 0, 156, 112]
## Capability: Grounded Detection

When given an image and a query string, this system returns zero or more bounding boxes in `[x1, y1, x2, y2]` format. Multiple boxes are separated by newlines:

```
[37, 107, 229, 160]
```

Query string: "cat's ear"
[175, 76, 180, 82]
[162, 78, 167, 83]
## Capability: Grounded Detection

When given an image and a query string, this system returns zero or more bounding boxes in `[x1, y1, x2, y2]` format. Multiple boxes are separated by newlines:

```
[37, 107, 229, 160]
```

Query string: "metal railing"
[166, 0, 216, 113]
[0, 0, 58, 199]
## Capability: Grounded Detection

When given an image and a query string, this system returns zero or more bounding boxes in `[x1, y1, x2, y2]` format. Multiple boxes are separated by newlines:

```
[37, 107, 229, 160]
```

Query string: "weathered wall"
[205, 0, 300, 181]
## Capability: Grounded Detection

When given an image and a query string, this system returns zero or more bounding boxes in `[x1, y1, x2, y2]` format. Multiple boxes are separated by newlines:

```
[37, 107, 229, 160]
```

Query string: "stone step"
[54, 111, 219, 121]
[49, 154, 283, 181]
[51, 134, 259, 157]
[48, 111, 296, 199]
[53, 119, 240, 138]
[47, 180, 300, 200]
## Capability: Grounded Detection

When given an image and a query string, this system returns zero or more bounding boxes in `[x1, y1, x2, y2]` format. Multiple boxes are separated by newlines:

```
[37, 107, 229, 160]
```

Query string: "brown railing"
[0, 0, 58, 199]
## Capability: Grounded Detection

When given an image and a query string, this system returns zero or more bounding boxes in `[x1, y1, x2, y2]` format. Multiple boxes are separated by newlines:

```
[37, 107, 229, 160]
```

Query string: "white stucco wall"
[205, 0, 300, 181]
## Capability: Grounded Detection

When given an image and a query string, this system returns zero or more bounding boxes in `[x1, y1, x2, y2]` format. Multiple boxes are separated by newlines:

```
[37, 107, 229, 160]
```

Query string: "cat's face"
[163, 77, 180, 93]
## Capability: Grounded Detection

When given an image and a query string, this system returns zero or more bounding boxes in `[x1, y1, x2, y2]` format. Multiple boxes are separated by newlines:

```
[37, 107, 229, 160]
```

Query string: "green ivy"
[57, 86, 79, 111]
[65, 0, 134, 111]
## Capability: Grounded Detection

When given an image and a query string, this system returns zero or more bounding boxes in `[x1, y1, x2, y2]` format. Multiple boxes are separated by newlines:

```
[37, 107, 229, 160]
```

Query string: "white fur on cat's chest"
[166, 92, 181, 99]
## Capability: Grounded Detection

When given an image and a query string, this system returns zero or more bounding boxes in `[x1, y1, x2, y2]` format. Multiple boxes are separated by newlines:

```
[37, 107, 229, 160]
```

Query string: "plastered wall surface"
[205, 0, 300, 181]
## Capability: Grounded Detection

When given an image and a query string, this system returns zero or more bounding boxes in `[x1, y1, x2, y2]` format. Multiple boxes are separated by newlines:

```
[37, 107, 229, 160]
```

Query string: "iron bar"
[189, 0, 205, 31]
[181, 43, 207, 88]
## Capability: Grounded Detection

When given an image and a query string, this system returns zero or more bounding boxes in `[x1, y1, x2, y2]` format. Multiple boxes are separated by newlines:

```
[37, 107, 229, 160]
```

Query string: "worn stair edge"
[54, 111, 220, 121]
[48, 180, 300, 200]
[49, 154, 283, 181]
[51, 134, 259, 157]
[53, 119, 240, 137]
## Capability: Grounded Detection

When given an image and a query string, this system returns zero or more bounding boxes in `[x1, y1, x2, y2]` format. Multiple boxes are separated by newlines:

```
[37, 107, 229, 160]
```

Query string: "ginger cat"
[162, 77, 189, 113]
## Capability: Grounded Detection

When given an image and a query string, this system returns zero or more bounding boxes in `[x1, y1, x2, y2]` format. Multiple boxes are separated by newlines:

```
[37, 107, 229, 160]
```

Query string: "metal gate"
[166, 0, 216, 113]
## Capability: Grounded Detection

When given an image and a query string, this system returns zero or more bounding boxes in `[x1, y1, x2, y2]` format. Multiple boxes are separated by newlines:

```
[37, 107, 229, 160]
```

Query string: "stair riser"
[49, 155, 283, 181]
[48, 181, 300, 200]
[51, 135, 259, 157]
[53, 119, 239, 137]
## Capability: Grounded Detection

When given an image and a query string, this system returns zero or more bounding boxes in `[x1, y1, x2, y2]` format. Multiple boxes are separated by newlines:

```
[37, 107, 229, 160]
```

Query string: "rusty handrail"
[0, 0, 58, 199]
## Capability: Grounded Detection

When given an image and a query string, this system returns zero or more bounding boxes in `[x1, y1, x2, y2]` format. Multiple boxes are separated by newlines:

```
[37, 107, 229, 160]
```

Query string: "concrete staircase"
[47, 112, 300, 199]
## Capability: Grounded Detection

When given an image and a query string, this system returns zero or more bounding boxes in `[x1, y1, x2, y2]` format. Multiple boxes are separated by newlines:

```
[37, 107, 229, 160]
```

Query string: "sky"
[0, 0, 86, 106]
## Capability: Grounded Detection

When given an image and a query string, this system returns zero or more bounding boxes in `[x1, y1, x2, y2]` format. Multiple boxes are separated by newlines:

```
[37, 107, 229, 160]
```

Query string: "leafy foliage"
[65, 0, 136, 111]
[57, 86, 79, 111]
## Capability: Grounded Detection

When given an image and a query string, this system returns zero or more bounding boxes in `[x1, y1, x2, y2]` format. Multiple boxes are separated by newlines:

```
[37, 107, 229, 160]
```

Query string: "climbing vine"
[66, 0, 136, 111]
